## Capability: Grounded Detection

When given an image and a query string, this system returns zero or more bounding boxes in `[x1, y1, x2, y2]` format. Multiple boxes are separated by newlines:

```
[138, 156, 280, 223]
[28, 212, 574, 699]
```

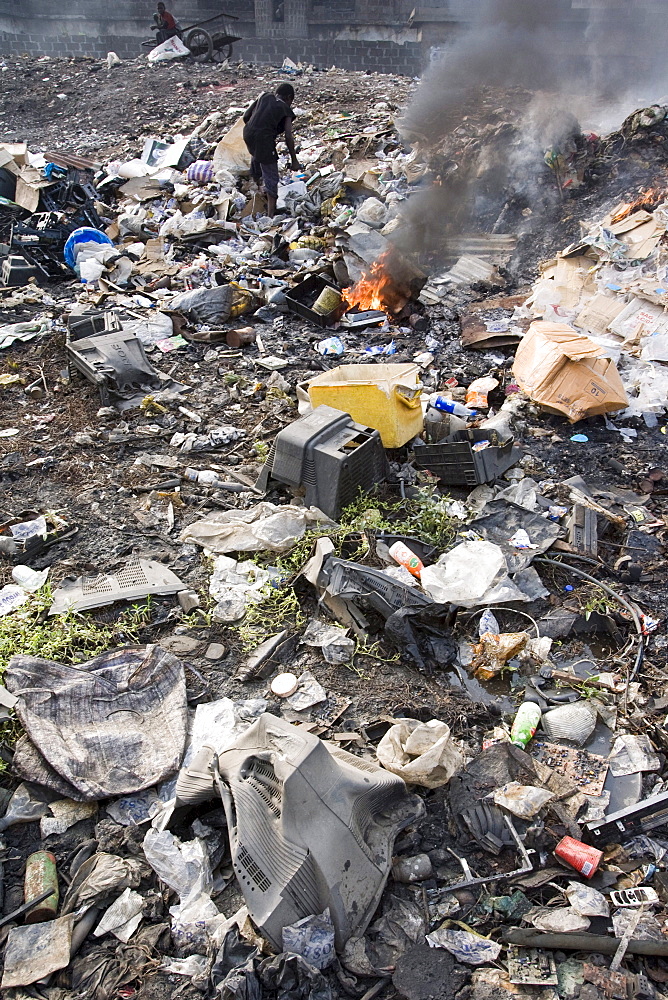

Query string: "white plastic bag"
[492, 782, 554, 820]
[426, 927, 501, 965]
[376, 718, 463, 788]
[302, 620, 355, 664]
[147, 35, 191, 63]
[143, 829, 212, 901]
[525, 906, 590, 933]
[170, 891, 228, 955]
[356, 198, 388, 229]
[565, 881, 609, 917]
[420, 540, 524, 608]
[282, 909, 335, 969]
[213, 117, 252, 177]
[181, 503, 333, 554]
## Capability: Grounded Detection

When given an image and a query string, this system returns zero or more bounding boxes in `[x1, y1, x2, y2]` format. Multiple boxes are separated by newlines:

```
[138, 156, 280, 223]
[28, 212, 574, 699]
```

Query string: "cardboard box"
[513, 321, 629, 422]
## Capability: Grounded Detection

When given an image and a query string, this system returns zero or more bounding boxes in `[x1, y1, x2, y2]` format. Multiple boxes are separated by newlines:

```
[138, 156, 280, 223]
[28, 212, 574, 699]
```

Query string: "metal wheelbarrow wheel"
[213, 42, 234, 61]
[185, 27, 214, 61]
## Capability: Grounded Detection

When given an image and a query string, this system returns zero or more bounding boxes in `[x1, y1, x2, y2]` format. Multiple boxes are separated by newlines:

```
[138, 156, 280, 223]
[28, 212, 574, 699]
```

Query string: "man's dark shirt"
[243, 93, 295, 164]
[160, 10, 177, 29]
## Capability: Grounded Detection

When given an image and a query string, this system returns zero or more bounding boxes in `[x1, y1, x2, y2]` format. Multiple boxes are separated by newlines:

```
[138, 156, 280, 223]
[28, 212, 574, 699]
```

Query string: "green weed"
[0, 587, 158, 677]
[234, 586, 306, 651]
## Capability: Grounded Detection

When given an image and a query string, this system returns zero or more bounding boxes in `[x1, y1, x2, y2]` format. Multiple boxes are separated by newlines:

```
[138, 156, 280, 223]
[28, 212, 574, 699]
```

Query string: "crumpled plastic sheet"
[93, 887, 144, 943]
[420, 540, 542, 608]
[356, 197, 388, 229]
[62, 853, 144, 915]
[426, 926, 502, 965]
[492, 782, 554, 819]
[565, 881, 609, 917]
[619, 356, 668, 418]
[0, 318, 51, 350]
[181, 502, 333, 554]
[70, 922, 170, 1000]
[209, 555, 284, 622]
[524, 906, 590, 933]
[285, 671, 328, 712]
[212, 928, 332, 1000]
[189, 696, 268, 761]
[376, 718, 463, 788]
[170, 891, 230, 956]
[106, 785, 172, 826]
[143, 828, 212, 901]
[341, 895, 426, 976]
[169, 283, 236, 324]
[171, 424, 246, 452]
[282, 909, 335, 970]
[160, 954, 208, 977]
[608, 733, 661, 776]
[0, 782, 49, 832]
[122, 313, 174, 346]
[6, 644, 188, 801]
[302, 620, 355, 664]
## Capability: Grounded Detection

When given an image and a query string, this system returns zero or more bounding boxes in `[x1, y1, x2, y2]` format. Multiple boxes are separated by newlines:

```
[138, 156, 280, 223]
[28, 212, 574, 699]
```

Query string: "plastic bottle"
[424, 406, 449, 443]
[388, 541, 424, 578]
[478, 608, 500, 637]
[430, 395, 477, 419]
[510, 701, 541, 749]
[333, 206, 355, 226]
[183, 469, 247, 493]
[24, 850, 59, 923]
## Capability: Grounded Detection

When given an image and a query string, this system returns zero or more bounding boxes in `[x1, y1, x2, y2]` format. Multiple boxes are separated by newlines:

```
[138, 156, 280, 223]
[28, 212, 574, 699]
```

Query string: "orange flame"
[610, 187, 664, 223]
[342, 251, 396, 315]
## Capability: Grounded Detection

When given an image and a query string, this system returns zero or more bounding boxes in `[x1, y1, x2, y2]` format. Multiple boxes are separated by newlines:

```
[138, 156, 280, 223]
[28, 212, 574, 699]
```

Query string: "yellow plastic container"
[307, 364, 423, 448]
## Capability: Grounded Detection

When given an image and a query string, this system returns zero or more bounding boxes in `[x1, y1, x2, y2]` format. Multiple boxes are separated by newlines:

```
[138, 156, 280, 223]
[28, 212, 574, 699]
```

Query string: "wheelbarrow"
[185, 18, 242, 62]
[141, 11, 242, 62]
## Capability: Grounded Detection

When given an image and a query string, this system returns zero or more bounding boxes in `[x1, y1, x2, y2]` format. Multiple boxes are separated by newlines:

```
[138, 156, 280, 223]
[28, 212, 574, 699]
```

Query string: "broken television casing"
[180, 713, 424, 950]
[256, 404, 389, 519]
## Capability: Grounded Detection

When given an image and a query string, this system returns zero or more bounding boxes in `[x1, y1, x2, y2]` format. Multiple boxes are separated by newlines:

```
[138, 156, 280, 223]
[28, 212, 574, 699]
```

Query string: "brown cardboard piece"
[608, 295, 668, 344]
[513, 321, 628, 422]
[0, 142, 27, 168]
[13, 168, 53, 213]
[552, 256, 596, 310]
[575, 293, 627, 337]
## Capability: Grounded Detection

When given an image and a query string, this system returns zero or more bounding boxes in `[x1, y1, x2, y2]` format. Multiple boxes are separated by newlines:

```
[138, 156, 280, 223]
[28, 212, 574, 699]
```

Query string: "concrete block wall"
[0, 0, 425, 74]
[235, 36, 424, 73]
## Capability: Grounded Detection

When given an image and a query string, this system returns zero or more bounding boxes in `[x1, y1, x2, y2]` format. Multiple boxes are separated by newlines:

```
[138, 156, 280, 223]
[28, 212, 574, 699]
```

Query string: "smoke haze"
[393, 0, 668, 260]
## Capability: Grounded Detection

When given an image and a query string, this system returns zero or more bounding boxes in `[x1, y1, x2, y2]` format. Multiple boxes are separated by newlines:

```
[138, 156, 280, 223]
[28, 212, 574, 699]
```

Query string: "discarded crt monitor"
[177, 713, 423, 950]
[65, 328, 163, 409]
[256, 404, 389, 519]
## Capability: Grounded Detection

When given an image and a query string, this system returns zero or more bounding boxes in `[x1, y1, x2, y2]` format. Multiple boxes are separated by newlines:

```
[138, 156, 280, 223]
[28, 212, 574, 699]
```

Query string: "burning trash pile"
[0, 49, 667, 1000]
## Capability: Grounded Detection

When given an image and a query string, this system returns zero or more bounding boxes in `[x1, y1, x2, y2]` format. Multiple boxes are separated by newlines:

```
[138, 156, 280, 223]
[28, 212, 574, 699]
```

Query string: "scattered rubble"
[0, 46, 666, 1000]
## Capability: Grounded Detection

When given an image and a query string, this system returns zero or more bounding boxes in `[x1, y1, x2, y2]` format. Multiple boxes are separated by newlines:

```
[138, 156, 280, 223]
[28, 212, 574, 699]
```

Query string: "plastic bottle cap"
[271, 672, 298, 698]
